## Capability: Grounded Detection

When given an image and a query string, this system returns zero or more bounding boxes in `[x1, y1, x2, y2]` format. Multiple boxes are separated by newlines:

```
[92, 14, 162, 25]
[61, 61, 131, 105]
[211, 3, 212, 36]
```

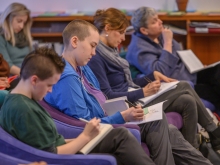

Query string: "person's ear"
[104, 24, 111, 33]
[70, 36, 78, 49]
[140, 27, 148, 35]
[30, 75, 38, 86]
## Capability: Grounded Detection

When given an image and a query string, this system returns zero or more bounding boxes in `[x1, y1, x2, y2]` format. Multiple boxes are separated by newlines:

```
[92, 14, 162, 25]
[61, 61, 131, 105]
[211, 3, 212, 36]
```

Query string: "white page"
[128, 87, 139, 92]
[177, 50, 204, 73]
[138, 81, 179, 106]
[126, 101, 165, 125]
[206, 61, 220, 68]
[177, 50, 220, 73]
[79, 124, 113, 154]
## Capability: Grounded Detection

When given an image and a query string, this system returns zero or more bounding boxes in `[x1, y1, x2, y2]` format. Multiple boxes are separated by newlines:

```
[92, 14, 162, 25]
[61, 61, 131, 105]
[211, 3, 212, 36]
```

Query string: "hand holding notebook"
[138, 81, 179, 106]
[177, 50, 220, 73]
[79, 118, 113, 155]
[126, 101, 165, 125]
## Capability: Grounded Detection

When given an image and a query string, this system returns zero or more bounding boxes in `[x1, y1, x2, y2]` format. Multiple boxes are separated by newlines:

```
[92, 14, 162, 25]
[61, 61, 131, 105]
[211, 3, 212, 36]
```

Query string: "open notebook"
[79, 123, 113, 155]
[126, 101, 165, 125]
[102, 96, 165, 125]
[177, 50, 220, 74]
[137, 81, 179, 106]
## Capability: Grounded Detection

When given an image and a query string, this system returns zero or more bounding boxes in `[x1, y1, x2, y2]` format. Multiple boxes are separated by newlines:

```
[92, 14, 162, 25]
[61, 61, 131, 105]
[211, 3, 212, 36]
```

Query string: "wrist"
[80, 132, 92, 143]
[164, 42, 172, 47]
[142, 88, 147, 97]
[121, 111, 128, 122]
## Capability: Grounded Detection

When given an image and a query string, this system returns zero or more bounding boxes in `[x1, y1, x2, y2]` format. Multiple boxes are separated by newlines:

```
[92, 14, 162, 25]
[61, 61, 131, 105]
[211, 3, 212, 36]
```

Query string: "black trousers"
[195, 64, 220, 110]
[90, 127, 155, 165]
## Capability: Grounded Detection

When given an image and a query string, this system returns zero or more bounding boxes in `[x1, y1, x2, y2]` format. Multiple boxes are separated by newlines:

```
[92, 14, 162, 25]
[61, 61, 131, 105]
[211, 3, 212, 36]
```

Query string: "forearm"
[65, 139, 75, 143]
[57, 134, 90, 154]
[10, 65, 20, 75]
[163, 42, 172, 54]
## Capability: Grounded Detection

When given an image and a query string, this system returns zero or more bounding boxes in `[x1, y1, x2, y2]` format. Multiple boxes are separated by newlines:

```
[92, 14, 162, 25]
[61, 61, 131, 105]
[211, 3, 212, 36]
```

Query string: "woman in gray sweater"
[0, 2, 32, 75]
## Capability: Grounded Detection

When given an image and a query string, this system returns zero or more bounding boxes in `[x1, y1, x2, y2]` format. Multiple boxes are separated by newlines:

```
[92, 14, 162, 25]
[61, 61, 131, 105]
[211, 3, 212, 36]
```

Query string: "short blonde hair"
[0, 3, 32, 49]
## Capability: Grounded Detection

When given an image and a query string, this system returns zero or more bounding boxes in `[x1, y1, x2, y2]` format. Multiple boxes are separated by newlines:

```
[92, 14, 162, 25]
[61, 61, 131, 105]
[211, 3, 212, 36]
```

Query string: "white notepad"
[137, 81, 179, 106]
[177, 50, 220, 74]
[126, 101, 165, 125]
[79, 123, 113, 155]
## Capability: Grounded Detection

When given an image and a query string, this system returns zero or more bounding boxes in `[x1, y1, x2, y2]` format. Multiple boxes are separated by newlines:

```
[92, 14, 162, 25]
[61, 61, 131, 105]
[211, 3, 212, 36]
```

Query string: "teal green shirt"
[0, 94, 65, 153]
[0, 35, 29, 68]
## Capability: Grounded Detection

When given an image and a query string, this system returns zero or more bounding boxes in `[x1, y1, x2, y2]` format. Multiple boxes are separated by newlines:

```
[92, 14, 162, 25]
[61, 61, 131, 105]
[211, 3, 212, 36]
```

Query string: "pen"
[79, 118, 89, 123]
[125, 99, 137, 108]
[144, 77, 152, 83]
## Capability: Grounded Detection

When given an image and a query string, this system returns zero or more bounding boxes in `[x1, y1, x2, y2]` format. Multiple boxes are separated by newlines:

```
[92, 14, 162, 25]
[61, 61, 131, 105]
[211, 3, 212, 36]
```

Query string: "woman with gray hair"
[126, 6, 220, 125]
[88, 6, 220, 154]
[0, 2, 32, 75]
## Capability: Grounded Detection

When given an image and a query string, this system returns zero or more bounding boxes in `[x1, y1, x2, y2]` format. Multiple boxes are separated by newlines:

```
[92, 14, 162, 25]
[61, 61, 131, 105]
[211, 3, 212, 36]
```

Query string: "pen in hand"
[144, 77, 152, 83]
[125, 99, 137, 108]
[79, 118, 89, 123]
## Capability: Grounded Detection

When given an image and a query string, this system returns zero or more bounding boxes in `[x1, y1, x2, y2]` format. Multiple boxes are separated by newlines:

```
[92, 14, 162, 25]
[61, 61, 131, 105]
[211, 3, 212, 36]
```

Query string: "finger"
[150, 83, 161, 89]
[135, 116, 144, 120]
[135, 113, 144, 118]
[151, 80, 160, 84]
[135, 104, 142, 108]
[96, 124, 100, 131]
[168, 78, 177, 82]
[135, 108, 144, 113]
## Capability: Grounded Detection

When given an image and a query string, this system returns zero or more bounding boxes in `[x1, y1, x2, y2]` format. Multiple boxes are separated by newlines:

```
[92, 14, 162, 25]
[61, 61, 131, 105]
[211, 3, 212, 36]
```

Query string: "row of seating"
[0, 99, 183, 164]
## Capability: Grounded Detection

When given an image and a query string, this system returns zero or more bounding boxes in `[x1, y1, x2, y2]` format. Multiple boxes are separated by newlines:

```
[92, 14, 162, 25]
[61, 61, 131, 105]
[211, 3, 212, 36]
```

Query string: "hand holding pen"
[122, 100, 144, 122]
[142, 78, 161, 97]
[79, 117, 100, 140]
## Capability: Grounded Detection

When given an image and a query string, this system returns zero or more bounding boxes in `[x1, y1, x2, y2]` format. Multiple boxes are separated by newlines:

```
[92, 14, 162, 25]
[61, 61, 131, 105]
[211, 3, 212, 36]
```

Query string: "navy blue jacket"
[88, 53, 154, 102]
[126, 32, 197, 83]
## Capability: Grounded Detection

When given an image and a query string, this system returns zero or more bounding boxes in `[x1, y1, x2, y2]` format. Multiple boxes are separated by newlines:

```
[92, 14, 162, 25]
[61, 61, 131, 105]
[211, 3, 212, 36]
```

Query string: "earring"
[105, 33, 108, 37]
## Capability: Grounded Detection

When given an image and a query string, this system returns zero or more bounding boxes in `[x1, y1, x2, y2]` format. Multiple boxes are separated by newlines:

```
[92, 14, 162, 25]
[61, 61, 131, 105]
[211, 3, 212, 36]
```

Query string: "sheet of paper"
[126, 101, 165, 125]
[177, 50, 220, 73]
[177, 50, 204, 73]
[138, 81, 179, 106]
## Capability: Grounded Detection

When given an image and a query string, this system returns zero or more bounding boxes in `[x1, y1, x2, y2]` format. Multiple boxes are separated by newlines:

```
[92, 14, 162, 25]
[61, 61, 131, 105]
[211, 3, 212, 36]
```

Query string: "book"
[137, 81, 179, 106]
[189, 22, 220, 28]
[102, 96, 129, 116]
[79, 123, 113, 154]
[163, 24, 187, 35]
[177, 50, 220, 73]
[207, 12, 220, 16]
[189, 27, 220, 33]
[126, 101, 164, 125]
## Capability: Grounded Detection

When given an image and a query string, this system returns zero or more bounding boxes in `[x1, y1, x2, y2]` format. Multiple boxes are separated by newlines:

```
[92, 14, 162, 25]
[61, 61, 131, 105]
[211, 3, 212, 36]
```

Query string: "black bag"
[199, 133, 220, 165]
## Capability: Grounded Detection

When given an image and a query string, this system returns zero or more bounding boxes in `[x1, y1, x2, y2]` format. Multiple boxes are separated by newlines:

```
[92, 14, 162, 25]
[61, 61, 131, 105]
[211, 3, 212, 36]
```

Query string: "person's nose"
[121, 34, 125, 41]
[48, 87, 52, 93]
[19, 23, 24, 29]
[91, 48, 96, 56]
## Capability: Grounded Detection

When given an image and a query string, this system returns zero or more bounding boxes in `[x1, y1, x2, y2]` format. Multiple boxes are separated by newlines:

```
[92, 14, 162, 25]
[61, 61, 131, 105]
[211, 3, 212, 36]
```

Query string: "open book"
[79, 123, 113, 154]
[137, 81, 179, 106]
[126, 101, 164, 125]
[102, 96, 129, 116]
[177, 50, 220, 74]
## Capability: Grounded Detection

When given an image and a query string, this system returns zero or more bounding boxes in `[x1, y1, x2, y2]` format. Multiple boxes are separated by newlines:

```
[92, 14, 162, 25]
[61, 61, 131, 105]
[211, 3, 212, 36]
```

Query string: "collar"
[134, 32, 164, 48]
